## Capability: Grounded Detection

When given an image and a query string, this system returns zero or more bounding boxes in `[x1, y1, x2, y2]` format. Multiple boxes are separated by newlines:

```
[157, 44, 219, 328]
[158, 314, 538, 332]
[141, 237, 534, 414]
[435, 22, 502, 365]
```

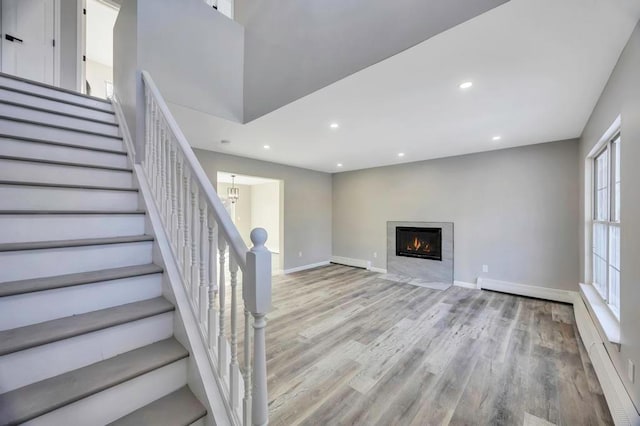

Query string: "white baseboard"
[283, 261, 330, 274]
[368, 266, 387, 274]
[573, 295, 640, 426]
[453, 280, 479, 290]
[477, 277, 577, 304]
[330, 256, 371, 269]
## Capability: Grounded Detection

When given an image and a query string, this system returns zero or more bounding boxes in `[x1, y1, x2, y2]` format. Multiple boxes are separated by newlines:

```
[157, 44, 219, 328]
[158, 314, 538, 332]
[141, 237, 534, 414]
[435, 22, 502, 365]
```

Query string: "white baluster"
[199, 200, 208, 325]
[170, 143, 178, 242]
[243, 307, 252, 425]
[144, 91, 151, 175]
[160, 124, 167, 219]
[163, 128, 170, 222]
[245, 228, 271, 426]
[208, 213, 218, 352]
[176, 154, 185, 265]
[229, 254, 240, 409]
[218, 235, 228, 379]
[183, 171, 191, 290]
[191, 185, 199, 307]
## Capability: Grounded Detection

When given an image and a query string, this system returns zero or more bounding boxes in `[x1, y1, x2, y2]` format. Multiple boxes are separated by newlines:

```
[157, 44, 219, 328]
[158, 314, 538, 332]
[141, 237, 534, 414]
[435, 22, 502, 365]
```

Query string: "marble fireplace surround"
[386, 221, 454, 286]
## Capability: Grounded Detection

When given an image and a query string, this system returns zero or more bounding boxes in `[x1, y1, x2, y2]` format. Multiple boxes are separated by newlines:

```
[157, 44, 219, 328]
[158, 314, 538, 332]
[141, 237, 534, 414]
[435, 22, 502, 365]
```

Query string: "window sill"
[579, 283, 621, 347]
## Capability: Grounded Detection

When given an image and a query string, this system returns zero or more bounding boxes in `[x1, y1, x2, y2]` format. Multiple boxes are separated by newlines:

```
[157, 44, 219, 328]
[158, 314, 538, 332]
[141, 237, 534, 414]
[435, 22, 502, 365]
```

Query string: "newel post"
[244, 228, 272, 426]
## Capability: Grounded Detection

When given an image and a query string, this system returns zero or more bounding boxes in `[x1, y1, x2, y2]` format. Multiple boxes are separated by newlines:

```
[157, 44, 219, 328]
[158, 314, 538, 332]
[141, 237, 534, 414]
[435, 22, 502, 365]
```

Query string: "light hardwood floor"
[231, 264, 612, 425]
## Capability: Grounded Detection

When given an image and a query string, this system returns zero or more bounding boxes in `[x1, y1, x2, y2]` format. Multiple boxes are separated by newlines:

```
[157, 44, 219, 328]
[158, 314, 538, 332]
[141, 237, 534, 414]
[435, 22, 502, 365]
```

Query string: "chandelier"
[227, 175, 239, 204]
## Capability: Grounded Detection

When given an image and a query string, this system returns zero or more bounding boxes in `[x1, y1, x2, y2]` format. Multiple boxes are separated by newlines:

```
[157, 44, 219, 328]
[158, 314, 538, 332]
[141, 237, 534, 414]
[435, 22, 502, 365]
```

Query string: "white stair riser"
[0, 103, 120, 136]
[0, 241, 153, 283]
[0, 75, 113, 113]
[23, 359, 187, 426]
[0, 88, 116, 123]
[0, 138, 129, 169]
[0, 159, 133, 189]
[0, 312, 174, 393]
[0, 118, 124, 152]
[0, 214, 145, 243]
[0, 185, 139, 211]
[0, 274, 163, 330]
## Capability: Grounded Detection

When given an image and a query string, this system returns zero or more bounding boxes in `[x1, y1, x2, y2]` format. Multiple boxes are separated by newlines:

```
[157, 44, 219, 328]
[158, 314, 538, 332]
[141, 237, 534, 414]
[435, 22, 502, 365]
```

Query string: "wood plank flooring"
[237, 264, 613, 425]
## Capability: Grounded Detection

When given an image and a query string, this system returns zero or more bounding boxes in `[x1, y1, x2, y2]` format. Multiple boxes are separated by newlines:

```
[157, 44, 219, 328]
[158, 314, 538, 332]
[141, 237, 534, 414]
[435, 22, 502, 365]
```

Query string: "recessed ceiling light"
[337, 163, 343, 167]
[330, 122, 339, 129]
[492, 136, 501, 141]
[459, 81, 473, 89]
[263, 144, 271, 149]
[398, 152, 405, 157]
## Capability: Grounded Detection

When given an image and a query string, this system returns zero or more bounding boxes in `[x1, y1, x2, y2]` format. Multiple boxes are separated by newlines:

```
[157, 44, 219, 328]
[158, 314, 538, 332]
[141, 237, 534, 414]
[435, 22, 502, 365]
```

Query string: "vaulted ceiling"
[172, 0, 640, 173]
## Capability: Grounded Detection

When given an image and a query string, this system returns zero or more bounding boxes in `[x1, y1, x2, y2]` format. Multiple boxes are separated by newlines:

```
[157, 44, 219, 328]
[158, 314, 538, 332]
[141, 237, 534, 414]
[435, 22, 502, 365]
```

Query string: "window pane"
[593, 222, 608, 299]
[593, 222, 607, 258]
[594, 150, 609, 221]
[613, 137, 621, 222]
[609, 266, 620, 317]
[593, 253, 608, 299]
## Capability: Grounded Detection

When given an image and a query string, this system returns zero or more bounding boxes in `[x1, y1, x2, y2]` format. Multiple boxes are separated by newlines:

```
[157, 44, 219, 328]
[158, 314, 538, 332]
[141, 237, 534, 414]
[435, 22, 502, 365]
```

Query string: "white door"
[1, 0, 55, 85]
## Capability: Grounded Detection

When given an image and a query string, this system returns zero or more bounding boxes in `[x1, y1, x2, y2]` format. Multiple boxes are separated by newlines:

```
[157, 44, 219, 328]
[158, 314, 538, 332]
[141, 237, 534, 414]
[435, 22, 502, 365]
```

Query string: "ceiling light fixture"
[263, 144, 271, 149]
[459, 81, 473, 89]
[227, 175, 239, 204]
[398, 153, 405, 157]
[337, 163, 343, 167]
[492, 136, 501, 141]
[330, 122, 339, 129]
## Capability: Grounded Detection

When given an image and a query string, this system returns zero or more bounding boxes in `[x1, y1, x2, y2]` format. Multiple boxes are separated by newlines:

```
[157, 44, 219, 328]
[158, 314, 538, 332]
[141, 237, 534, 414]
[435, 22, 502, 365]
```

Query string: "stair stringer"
[131, 163, 233, 426]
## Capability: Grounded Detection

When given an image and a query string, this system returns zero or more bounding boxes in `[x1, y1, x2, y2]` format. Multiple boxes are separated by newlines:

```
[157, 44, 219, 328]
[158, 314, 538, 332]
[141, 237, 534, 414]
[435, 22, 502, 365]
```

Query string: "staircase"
[0, 73, 208, 425]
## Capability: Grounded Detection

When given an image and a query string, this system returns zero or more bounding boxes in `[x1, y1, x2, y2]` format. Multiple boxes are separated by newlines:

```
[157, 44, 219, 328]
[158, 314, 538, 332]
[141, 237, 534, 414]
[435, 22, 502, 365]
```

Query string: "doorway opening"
[217, 172, 284, 274]
[82, 0, 118, 98]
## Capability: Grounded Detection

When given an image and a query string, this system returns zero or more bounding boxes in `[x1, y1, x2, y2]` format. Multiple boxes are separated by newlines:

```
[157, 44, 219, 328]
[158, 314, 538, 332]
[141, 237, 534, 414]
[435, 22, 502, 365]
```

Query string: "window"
[592, 133, 621, 318]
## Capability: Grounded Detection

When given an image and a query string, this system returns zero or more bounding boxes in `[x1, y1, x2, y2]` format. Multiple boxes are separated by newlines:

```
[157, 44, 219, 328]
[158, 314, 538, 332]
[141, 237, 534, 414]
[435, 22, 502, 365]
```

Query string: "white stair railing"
[141, 70, 271, 426]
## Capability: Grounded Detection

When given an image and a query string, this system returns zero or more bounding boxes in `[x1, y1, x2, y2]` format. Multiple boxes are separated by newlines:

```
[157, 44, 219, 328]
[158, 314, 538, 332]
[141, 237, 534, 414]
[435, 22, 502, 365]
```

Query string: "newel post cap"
[244, 228, 272, 313]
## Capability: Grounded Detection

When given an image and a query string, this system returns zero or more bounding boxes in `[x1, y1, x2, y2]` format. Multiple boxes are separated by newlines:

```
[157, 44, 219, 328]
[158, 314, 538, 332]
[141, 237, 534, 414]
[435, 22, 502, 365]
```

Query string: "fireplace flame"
[407, 236, 431, 253]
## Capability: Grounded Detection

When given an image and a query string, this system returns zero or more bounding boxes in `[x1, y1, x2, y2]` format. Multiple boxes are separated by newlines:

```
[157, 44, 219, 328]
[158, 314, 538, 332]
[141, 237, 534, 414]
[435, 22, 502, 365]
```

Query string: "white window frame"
[589, 127, 621, 319]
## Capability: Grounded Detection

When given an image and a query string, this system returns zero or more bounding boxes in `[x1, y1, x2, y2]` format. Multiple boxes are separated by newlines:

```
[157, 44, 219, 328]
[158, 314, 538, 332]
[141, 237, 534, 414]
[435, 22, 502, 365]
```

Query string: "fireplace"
[395, 226, 442, 261]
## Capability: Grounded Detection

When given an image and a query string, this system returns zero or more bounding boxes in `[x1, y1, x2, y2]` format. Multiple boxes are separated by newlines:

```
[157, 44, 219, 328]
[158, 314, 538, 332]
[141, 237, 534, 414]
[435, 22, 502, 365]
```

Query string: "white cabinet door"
[1, 0, 55, 85]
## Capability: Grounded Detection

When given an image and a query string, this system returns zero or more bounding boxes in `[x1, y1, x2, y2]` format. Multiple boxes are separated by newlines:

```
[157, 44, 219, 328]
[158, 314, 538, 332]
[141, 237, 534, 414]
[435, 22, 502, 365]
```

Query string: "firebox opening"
[396, 227, 442, 261]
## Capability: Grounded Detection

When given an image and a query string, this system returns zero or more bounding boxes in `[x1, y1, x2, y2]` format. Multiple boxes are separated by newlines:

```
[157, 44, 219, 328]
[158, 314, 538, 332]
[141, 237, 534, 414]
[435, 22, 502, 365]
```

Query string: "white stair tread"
[108, 386, 207, 426]
[0, 297, 174, 355]
[0, 155, 132, 172]
[0, 99, 118, 126]
[0, 264, 163, 297]
[0, 234, 154, 253]
[0, 338, 188, 425]
[0, 135, 127, 155]
[0, 210, 145, 215]
[0, 115, 122, 139]
[0, 72, 114, 113]
[0, 180, 138, 192]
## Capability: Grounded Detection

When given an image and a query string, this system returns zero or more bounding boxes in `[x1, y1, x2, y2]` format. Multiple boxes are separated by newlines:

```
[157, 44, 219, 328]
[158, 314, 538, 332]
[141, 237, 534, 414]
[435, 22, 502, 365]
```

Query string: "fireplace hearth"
[396, 226, 442, 261]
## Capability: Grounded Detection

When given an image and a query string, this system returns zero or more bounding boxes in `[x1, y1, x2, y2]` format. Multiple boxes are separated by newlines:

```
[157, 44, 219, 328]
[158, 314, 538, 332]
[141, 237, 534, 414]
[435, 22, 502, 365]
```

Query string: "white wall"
[579, 21, 640, 411]
[113, 0, 244, 160]
[251, 182, 280, 254]
[86, 59, 112, 98]
[217, 182, 252, 246]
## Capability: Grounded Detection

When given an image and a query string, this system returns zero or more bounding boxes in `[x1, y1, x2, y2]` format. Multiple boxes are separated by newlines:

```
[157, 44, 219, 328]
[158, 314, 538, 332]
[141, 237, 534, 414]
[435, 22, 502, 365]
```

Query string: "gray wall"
[579, 21, 640, 411]
[194, 149, 332, 271]
[238, 0, 508, 122]
[332, 140, 579, 290]
[113, 0, 244, 158]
